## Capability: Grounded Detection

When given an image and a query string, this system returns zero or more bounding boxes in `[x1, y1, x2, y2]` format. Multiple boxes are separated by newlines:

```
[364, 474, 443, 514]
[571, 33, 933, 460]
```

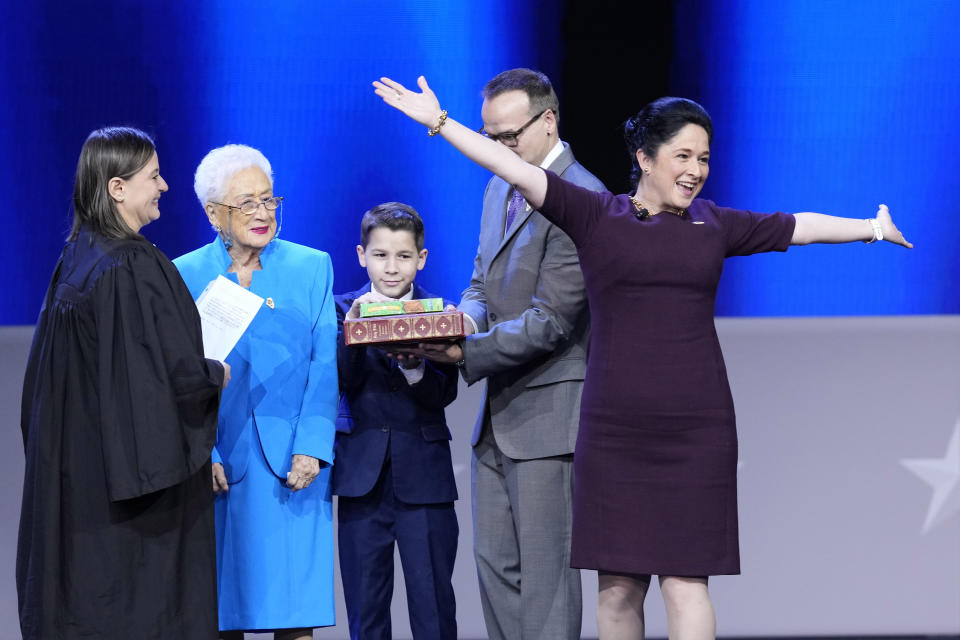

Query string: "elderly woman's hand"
[212, 462, 229, 494]
[286, 454, 321, 492]
[876, 204, 913, 248]
[373, 76, 444, 130]
[220, 361, 231, 389]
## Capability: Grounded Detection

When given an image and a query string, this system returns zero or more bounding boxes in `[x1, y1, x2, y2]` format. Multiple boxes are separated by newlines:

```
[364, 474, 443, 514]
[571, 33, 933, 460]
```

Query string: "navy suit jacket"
[332, 282, 459, 504]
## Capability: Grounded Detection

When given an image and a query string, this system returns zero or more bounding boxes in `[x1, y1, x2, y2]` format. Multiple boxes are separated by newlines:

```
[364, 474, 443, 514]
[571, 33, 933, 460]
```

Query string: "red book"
[344, 310, 465, 346]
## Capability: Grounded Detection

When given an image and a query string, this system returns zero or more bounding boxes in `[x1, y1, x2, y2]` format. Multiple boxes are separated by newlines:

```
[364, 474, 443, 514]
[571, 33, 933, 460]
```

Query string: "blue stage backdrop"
[670, 0, 960, 315]
[2, 0, 957, 325]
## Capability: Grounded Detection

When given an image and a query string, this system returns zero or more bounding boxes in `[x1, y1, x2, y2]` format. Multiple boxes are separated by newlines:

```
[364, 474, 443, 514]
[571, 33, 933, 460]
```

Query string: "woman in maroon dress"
[373, 76, 911, 639]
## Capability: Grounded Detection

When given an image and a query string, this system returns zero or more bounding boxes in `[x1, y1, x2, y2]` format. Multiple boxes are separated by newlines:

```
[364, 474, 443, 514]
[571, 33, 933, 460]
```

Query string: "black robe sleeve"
[96, 243, 223, 501]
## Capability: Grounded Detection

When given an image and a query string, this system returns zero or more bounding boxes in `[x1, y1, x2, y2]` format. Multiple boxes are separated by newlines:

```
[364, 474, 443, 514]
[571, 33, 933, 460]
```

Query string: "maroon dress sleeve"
[709, 201, 797, 256]
[538, 169, 613, 247]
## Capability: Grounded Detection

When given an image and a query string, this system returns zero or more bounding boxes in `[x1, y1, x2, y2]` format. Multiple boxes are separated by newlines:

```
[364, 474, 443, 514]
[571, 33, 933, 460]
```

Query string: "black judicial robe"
[17, 227, 223, 639]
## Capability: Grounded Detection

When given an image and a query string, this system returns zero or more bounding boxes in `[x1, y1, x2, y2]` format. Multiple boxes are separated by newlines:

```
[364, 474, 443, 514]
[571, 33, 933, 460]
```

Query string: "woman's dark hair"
[360, 201, 425, 251]
[624, 97, 713, 187]
[69, 126, 157, 241]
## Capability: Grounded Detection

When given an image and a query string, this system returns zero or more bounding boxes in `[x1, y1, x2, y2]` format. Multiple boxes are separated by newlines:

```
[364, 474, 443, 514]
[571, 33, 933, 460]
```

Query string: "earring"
[214, 223, 222, 232]
[643, 167, 650, 174]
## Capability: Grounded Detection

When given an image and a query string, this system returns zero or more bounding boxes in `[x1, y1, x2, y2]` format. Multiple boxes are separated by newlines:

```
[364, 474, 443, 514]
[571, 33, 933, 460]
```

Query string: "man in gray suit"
[419, 68, 605, 640]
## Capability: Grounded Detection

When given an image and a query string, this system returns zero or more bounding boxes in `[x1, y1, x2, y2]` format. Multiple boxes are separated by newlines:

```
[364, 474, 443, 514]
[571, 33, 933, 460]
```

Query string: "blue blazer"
[175, 237, 339, 629]
[333, 282, 458, 504]
[174, 238, 338, 481]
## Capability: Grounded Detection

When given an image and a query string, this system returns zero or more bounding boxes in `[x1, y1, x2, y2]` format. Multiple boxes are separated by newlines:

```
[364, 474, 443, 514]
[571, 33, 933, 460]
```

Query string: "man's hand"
[386, 341, 463, 364]
[417, 341, 464, 364]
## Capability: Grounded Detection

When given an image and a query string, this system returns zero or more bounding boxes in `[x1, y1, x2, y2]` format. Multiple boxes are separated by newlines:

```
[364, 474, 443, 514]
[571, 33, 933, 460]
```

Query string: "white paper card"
[195, 275, 264, 360]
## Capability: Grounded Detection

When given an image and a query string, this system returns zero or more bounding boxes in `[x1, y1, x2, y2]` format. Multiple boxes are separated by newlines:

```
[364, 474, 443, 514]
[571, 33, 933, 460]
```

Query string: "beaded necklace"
[629, 195, 686, 219]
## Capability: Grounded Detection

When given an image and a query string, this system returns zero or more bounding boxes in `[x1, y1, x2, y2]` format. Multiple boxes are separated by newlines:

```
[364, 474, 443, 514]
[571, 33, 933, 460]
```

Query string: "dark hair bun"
[623, 97, 713, 187]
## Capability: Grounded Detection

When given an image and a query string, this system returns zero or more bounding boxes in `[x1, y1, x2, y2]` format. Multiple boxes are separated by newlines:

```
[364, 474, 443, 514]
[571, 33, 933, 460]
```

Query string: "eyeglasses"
[212, 196, 284, 216]
[478, 110, 547, 147]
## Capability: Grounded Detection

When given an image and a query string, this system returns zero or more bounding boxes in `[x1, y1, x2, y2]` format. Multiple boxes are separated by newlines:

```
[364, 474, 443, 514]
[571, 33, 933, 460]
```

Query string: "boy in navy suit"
[333, 202, 459, 640]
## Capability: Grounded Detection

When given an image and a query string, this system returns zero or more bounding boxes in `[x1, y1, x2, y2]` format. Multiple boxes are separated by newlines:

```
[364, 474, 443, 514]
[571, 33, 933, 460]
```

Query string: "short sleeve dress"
[539, 170, 796, 576]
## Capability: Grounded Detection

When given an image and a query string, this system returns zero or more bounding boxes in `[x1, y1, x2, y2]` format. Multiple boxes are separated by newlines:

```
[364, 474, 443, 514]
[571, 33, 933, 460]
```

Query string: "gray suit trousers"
[472, 418, 580, 640]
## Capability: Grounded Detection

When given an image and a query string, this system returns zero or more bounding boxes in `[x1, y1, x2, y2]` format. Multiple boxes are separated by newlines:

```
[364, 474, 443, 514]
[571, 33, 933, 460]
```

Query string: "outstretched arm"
[792, 204, 912, 248]
[373, 75, 548, 207]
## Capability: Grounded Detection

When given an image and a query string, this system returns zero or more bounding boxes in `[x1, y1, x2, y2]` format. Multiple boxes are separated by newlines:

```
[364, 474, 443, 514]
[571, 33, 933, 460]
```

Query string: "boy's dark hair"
[360, 202, 425, 250]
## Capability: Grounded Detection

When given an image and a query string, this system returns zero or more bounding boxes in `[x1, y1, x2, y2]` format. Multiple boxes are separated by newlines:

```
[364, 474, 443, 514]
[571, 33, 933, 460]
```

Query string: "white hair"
[193, 144, 273, 207]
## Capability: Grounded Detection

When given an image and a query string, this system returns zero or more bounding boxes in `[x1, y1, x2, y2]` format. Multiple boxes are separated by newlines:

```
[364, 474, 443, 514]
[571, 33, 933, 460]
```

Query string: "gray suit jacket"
[459, 142, 605, 459]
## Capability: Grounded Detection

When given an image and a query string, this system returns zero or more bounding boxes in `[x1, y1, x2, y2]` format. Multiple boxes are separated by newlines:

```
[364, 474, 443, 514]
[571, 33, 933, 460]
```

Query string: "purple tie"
[505, 188, 525, 235]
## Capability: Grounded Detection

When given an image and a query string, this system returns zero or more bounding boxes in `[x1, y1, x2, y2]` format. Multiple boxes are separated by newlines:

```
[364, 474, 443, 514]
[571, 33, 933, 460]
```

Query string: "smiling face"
[636, 123, 710, 212]
[114, 151, 167, 232]
[206, 166, 276, 253]
[357, 227, 427, 299]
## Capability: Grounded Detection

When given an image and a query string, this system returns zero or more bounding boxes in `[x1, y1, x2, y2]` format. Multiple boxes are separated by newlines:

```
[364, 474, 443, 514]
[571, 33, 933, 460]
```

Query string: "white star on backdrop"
[901, 418, 960, 534]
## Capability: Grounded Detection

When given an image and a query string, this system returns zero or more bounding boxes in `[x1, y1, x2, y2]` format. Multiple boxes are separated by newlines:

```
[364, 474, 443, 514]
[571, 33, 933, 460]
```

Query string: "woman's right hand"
[220, 361, 231, 389]
[372, 75, 548, 209]
[212, 462, 229, 494]
[373, 76, 443, 129]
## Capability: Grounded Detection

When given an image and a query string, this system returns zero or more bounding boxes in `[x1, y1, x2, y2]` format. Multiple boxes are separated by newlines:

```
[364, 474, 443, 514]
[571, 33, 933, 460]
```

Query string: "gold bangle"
[428, 110, 448, 137]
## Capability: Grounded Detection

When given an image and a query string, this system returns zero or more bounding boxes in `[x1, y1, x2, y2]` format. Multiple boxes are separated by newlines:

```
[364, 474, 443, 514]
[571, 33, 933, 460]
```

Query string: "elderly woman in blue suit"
[174, 144, 338, 640]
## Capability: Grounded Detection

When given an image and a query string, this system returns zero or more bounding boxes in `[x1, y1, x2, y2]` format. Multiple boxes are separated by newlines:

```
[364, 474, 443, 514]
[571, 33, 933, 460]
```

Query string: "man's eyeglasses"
[212, 196, 284, 216]
[478, 110, 546, 147]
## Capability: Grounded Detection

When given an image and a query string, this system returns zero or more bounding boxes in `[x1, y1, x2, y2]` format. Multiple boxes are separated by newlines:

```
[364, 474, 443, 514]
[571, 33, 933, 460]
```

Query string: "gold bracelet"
[428, 110, 448, 137]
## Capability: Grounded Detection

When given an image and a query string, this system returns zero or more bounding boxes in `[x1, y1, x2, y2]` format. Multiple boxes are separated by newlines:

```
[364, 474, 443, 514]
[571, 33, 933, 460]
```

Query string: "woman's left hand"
[286, 454, 320, 491]
[876, 204, 913, 248]
[373, 76, 443, 130]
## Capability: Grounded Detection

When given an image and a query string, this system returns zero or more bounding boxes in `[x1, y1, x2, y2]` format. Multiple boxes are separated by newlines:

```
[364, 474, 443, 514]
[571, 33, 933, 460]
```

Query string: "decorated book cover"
[344, 310, 465, 346]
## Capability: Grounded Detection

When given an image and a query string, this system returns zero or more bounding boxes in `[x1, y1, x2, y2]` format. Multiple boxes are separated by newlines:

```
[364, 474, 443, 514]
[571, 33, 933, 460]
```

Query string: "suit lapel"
[492, 142, 576, 260]
[482, 178, 511, 264]
[497, 192, 533, 253]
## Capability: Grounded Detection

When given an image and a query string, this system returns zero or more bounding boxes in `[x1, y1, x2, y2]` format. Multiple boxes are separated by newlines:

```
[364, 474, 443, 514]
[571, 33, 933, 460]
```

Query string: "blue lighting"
[3, 1, 957, 323]
[673, 0, 960, 315]
[2, 0, 535, 325]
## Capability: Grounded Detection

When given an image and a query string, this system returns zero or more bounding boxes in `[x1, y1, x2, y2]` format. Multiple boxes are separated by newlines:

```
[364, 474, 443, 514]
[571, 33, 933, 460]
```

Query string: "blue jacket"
[174, 237, 338, 481]
[333, 282, 458, 504]
[173, 236, 339, 629]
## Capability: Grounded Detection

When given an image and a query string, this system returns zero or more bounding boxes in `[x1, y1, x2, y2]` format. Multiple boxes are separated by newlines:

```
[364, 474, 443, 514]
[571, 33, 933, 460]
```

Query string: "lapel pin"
[266, 297, 275, 309]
